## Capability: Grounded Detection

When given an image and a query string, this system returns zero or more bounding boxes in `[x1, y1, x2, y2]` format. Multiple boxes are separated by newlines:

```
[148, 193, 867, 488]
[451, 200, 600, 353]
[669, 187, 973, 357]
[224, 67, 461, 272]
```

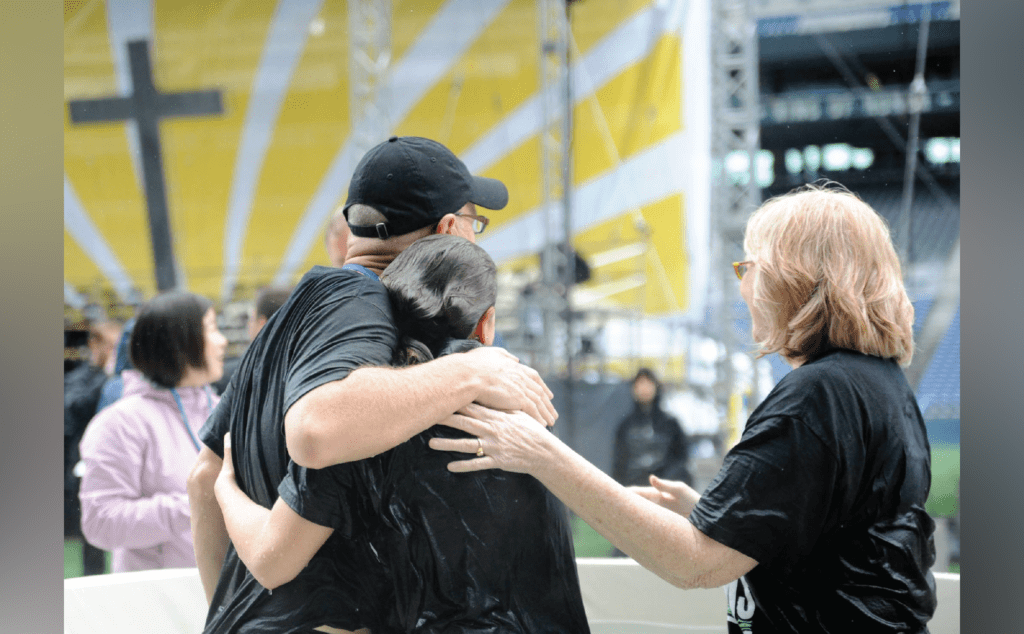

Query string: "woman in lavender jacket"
[79, 291, 227, 572]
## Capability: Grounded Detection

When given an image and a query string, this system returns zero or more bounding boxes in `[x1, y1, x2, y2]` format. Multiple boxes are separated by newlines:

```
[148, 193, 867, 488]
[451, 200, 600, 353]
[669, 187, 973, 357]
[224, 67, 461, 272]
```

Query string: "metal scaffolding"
[531, 0, 575, 377]
[709, 0, 763, 427]
[536, 0, 578, 443]
[348, 0, 393, 157]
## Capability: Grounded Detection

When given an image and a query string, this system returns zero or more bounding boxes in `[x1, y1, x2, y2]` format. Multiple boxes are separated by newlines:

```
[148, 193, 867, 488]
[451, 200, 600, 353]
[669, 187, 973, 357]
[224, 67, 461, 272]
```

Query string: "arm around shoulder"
[284, 354, 484, 468]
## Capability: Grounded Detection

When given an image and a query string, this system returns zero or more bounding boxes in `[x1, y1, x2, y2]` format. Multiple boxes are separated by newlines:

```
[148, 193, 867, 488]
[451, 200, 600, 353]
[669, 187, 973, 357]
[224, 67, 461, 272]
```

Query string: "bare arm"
[430, 405, 757, 590]
[214, 435, 333, 590]
[187, 447, 230, 605]
[286, 347, 556, 469]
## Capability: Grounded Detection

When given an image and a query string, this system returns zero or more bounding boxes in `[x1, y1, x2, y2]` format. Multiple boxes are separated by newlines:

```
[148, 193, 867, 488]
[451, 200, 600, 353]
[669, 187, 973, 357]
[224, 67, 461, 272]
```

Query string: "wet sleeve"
[689, 416, 838, 572]
[282, 292, 397, 414]
[278, 461, 366, 537]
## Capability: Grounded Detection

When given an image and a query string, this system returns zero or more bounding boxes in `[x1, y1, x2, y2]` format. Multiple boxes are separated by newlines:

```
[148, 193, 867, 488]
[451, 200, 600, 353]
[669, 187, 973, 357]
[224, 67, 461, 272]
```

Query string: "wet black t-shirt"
[689, 349, 937, 633]
[198, 265, 398, 634]
[279, 363, 592, 633]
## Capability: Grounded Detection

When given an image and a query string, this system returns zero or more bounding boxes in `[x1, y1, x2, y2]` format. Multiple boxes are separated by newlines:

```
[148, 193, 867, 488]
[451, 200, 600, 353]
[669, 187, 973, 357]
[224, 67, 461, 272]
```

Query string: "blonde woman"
[435, 184, 937, 633]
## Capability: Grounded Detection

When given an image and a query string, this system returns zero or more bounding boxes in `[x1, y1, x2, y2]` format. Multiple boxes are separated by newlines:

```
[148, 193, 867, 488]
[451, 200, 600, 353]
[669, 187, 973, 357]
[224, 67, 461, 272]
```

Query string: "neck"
[176, 369, 208, 389]
[784, 355, 805, 369]
[342, 254, 393, 277]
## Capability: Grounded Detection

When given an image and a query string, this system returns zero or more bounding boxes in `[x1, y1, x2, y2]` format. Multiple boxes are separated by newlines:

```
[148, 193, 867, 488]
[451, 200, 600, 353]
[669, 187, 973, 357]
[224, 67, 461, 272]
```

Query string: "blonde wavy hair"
[743, 183, 915, 367]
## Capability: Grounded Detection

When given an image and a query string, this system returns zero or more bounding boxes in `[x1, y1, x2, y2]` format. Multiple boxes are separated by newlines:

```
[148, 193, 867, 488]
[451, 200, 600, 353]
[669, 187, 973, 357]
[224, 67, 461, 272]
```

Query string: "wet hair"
[254, 285, 292, 321]
[743, 182, 915, 366]
[380, 234, 497, 366]
[130, 291, 213, 388]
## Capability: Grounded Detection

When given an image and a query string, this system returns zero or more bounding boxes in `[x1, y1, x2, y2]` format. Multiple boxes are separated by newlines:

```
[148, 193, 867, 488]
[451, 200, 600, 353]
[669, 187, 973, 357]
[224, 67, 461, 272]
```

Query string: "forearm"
[187, 452, 229, 604]
[214, 479, 281, 588]
[533, 437, 729, 589]
[214, 480, 326, 590]
[286, 356, 483, 468]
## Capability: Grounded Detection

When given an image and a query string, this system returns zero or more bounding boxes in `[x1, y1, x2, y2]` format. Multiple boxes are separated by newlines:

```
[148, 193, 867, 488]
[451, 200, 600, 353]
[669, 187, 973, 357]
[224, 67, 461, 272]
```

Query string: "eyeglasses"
[455, 211, 490, 235]
[732, 261, 753, 280]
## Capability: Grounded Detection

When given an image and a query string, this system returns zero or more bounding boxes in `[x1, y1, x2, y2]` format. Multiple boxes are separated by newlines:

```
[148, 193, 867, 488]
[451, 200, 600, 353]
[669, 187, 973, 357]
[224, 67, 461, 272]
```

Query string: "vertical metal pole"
[349, 0, 393, 157]
[539, 0, 574, 445]
[710, 0, 761, 441]
[562, 0, 576, 452]
[898, 6, 931, 284]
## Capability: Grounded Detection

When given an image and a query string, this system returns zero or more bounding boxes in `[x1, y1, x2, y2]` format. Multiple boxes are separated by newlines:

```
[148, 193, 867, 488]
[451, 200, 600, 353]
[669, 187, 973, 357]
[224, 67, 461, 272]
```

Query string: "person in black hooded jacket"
[612, 368, 692, 488]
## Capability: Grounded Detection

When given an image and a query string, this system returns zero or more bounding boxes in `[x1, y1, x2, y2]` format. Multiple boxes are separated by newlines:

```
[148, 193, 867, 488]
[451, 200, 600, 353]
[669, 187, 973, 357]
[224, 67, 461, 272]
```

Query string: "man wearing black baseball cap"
[344, 135, 507, 242]
[189, 137, 556, 634]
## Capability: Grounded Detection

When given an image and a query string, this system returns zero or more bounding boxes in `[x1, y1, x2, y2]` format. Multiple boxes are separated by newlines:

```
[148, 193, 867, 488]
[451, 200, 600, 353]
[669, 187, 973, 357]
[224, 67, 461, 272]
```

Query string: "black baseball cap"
[343, 136, 509, 239]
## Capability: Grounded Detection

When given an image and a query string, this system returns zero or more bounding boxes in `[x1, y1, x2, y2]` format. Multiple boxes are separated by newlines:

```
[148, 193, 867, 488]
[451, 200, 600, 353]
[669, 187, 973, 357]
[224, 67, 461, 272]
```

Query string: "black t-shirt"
[689, 349, 937, 633]
[279, 371, 592, 633]
[198, 265, 398, 634]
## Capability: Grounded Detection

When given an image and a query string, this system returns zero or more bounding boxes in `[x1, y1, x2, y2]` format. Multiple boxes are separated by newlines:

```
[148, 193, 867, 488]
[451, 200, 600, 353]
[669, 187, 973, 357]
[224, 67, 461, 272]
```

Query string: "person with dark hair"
[435, 184, 936, 633]
[612, 368, 692, 488]
[95, 318, 135, 413]
[211, 285, 294, 396]
[64, 318, 122, 575]
[78, 291, 226, 572]
[248, 285, 293, 342]
[213, 234, 590, 633]
[188, 137, 557, 634]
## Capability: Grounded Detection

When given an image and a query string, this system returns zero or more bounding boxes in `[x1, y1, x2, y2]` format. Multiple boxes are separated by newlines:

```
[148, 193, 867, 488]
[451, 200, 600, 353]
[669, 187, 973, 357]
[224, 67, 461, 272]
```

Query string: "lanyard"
[342, 262, 381, 283]
[170, 386, 213, 453]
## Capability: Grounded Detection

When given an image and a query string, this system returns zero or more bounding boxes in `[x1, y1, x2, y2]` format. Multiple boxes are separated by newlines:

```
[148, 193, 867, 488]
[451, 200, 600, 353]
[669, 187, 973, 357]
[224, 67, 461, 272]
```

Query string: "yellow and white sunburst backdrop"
[64, 0, 712, 323]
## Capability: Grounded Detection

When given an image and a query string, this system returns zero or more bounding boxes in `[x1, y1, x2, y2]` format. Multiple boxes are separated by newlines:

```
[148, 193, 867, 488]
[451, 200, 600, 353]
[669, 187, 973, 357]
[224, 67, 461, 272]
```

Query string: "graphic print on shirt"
[725, 576, 756, 632]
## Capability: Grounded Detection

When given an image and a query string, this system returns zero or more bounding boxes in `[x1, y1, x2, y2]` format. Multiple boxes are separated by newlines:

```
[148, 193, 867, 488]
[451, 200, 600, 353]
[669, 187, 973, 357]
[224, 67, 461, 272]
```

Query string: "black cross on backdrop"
[69, 39, 224, 292]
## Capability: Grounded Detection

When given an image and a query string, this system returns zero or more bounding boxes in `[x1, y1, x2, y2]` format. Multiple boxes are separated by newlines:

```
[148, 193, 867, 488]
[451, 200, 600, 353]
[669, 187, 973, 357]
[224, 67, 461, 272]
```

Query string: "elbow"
[660, 569, 703, 591]
[668, 566, 741, 591]
[285, 426, 325, 469]
[187, 452, 220, 503]
[284, 413, 331, 470]
[251, 567, 285, 592]
[78, 503, 118, 552]
[651, 561, 717, 591]
[249, 560, 299, 591]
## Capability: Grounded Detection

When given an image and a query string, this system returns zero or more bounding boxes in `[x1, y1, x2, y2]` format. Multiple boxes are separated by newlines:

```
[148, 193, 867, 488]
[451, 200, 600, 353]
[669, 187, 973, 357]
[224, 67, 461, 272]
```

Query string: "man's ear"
[436, 214, 458, 235]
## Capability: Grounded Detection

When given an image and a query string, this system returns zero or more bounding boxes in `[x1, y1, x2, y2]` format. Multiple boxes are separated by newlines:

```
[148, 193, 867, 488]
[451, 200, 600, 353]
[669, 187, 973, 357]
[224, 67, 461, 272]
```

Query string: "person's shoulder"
[295, 265, 388, 302]
[81, 394, 151, 445]
[750, 353, 849, 422]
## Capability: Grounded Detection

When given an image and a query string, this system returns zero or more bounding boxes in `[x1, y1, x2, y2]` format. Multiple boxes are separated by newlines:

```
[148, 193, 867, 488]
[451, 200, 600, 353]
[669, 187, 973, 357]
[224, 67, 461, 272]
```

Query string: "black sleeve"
[199, 382, 233, 458]
[282, 293, 397, 414]
[689, 415, 838, 572]
[278, 461, 367, 537]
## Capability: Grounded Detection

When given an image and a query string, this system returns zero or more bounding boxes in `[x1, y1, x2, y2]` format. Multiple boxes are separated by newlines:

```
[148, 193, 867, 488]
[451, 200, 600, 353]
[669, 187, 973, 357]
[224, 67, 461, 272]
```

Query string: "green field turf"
[64, 538, 111, 579]
[926, 443, 960, 519]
